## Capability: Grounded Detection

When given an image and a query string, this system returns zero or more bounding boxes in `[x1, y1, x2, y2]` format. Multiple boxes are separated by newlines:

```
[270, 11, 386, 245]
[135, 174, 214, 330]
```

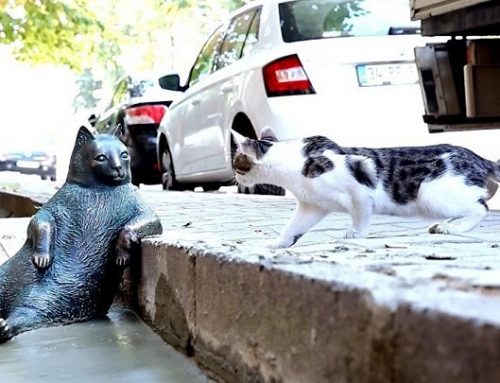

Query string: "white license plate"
[356, 63, 418, 87]
[16, 160, 39, 169]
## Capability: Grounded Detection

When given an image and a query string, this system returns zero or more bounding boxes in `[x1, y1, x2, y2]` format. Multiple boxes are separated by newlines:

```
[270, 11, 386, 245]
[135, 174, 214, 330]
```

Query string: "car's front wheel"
[160, 144, 180, 191]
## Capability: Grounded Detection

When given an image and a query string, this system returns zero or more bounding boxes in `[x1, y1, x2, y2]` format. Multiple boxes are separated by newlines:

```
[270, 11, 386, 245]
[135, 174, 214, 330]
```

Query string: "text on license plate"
[356, 63, 418, 87]
[16, 160, 39, 169]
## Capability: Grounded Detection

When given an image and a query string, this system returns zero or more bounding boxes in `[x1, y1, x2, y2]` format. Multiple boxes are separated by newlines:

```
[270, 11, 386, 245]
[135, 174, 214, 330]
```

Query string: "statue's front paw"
[0, 318, 13, 343]
[31, 252, 51, 269]
[118, 227, 139, 250]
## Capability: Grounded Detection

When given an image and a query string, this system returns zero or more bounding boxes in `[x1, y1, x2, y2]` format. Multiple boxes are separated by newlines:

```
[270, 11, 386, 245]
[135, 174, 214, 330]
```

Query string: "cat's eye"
[120, 152, 130, 160]
[95, 154, 107, 162]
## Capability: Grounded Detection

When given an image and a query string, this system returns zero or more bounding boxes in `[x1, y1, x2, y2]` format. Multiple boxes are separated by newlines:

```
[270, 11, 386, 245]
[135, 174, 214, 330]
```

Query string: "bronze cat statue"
[0, 126, 162, 343]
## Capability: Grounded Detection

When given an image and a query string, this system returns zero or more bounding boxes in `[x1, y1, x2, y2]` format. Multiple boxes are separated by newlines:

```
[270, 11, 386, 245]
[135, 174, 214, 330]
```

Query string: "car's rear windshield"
[279, 0, 420, 42]
[129, 79, 156, 97]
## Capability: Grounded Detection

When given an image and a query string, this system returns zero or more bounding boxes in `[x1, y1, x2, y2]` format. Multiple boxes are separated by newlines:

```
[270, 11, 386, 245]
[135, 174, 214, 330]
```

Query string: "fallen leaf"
[385, 243, 409, 249]
[424, 254, 457, 261]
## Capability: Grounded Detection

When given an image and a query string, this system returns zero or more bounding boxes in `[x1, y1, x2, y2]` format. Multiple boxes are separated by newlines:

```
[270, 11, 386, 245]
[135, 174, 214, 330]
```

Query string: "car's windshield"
[279, 0, 420, 42]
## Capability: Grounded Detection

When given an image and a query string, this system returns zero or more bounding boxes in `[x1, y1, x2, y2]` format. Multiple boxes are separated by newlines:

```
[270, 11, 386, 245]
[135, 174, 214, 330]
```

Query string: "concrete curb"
[138, 239, 500, 383]
[0, 190, 42, 217]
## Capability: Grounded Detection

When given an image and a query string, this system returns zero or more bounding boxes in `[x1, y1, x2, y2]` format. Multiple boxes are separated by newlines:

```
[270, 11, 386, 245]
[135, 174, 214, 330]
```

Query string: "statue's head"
[66, 126, 131, 187]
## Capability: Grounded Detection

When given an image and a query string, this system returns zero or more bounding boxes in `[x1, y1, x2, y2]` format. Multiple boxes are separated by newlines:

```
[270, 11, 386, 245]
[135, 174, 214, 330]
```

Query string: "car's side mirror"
[158, 74, 182, 91]
[88, 114, 97, 127]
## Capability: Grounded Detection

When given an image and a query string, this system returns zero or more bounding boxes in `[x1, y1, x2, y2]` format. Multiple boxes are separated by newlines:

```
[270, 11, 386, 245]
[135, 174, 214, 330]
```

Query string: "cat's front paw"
[0, 318, 13, 343]
[31, 252, 51, 269]
[428, 223, 450, 235]
[343, 228, 367, 239]
[265, 239, 290, 249]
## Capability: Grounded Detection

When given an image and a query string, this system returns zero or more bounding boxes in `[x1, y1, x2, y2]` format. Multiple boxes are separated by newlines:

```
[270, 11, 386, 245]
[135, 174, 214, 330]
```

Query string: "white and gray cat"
[232, 128, 500, 249]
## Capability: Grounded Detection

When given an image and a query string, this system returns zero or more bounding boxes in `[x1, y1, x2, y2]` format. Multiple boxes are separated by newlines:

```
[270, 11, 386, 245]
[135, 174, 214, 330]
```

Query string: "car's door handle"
[191, 99, 201, 106]
[221, 84, 234, 94]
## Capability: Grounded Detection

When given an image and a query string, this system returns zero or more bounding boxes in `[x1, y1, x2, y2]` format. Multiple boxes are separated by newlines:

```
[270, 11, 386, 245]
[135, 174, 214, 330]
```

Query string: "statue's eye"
[120, 151, 130, 160]
[95, 154, 107, 162]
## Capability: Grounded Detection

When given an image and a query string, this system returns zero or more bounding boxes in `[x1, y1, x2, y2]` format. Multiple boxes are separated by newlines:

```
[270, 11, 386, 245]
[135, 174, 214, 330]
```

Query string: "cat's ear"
[231, 130, 247, 147]
[113, 124, 123, 138]
[75, 125, 95, 147]
[231, 130, 260, 160]
[260, 126, 278, 142]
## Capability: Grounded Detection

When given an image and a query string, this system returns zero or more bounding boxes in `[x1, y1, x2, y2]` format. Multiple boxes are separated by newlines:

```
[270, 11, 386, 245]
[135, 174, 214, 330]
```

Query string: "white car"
[157, 0, 429, 194]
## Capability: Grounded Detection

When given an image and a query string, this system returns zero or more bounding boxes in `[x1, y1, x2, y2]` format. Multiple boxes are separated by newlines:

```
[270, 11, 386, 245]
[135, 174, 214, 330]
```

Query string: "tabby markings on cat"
[0, 126, 162, 343]
[232, 128, 499, 249]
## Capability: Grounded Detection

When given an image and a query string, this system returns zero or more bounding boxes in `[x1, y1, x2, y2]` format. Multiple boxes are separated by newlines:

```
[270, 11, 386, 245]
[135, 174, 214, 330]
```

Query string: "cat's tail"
[486, 160, 500, 199]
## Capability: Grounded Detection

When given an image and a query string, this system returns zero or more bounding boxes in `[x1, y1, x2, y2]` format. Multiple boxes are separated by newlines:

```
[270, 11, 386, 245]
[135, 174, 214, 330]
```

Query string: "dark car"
[0, 149, 56, 181]
[91, 75, 180, 186]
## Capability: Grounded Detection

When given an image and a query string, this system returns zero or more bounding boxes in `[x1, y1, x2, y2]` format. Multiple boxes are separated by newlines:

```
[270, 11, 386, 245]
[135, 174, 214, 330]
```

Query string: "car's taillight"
[263, 54, 315, 97]
[125, 105, 167, 125]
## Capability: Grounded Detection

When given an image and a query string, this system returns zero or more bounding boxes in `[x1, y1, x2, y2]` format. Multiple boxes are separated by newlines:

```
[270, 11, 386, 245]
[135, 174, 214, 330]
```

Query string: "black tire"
[50, 176, 56, 182]
[230, 132, 285, 196]
[160, 144, 180, 191]
[202, 183, 220, 192]
[237, 183, 286, 196]
[131, 177, 141, 187]
[41, 175, 48, 181]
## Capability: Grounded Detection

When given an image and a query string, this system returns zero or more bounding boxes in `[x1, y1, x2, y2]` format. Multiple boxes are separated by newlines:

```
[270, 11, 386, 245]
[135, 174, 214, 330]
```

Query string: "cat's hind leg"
[345, 192, 374, 239]
[268, 202, 329, 249]
[428, 199, 488, 234]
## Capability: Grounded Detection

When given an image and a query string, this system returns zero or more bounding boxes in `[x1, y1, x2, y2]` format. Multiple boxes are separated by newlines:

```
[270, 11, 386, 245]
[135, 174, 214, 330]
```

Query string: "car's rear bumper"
[128, 124, 162, 184]
[260, 84, 430, 148]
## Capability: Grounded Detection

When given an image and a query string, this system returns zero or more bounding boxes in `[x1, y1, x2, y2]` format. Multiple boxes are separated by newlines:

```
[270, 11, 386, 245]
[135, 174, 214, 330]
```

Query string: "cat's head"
[66, 126, 132, 186]
[232, 127, 278, 186]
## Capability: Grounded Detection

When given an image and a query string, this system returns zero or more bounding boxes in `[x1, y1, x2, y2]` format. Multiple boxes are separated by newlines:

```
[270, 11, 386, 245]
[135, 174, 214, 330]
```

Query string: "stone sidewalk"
[1, 188, 500, 382]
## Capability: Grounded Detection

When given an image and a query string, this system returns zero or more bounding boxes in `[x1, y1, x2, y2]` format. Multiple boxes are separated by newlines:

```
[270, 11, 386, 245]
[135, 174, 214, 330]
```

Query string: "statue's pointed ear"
[75, 126, 95, 147]
[260, 126, 278, 142]
[113, 124, 123, 138]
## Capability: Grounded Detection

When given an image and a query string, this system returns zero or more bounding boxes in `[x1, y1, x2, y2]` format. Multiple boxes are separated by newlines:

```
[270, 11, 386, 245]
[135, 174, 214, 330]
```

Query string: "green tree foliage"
[223, 0, 247, 11]
[73, 67, 102, 111]
[0, 0, 247, 111]
[323, 1, 367, 34]
[0, 0, 104, 71]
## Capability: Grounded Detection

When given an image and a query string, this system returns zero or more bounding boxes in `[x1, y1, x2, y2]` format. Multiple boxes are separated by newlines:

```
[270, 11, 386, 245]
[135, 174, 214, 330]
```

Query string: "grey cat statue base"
[0, 126, 162, 343]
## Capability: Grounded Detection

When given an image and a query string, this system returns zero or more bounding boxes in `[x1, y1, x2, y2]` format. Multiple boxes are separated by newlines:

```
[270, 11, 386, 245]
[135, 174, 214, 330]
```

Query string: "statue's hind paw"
[0, 318, 13, 343]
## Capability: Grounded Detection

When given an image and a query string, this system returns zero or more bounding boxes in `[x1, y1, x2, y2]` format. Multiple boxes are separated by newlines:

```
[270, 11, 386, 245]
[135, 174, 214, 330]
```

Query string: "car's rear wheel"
[237, 183, 285, 195]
